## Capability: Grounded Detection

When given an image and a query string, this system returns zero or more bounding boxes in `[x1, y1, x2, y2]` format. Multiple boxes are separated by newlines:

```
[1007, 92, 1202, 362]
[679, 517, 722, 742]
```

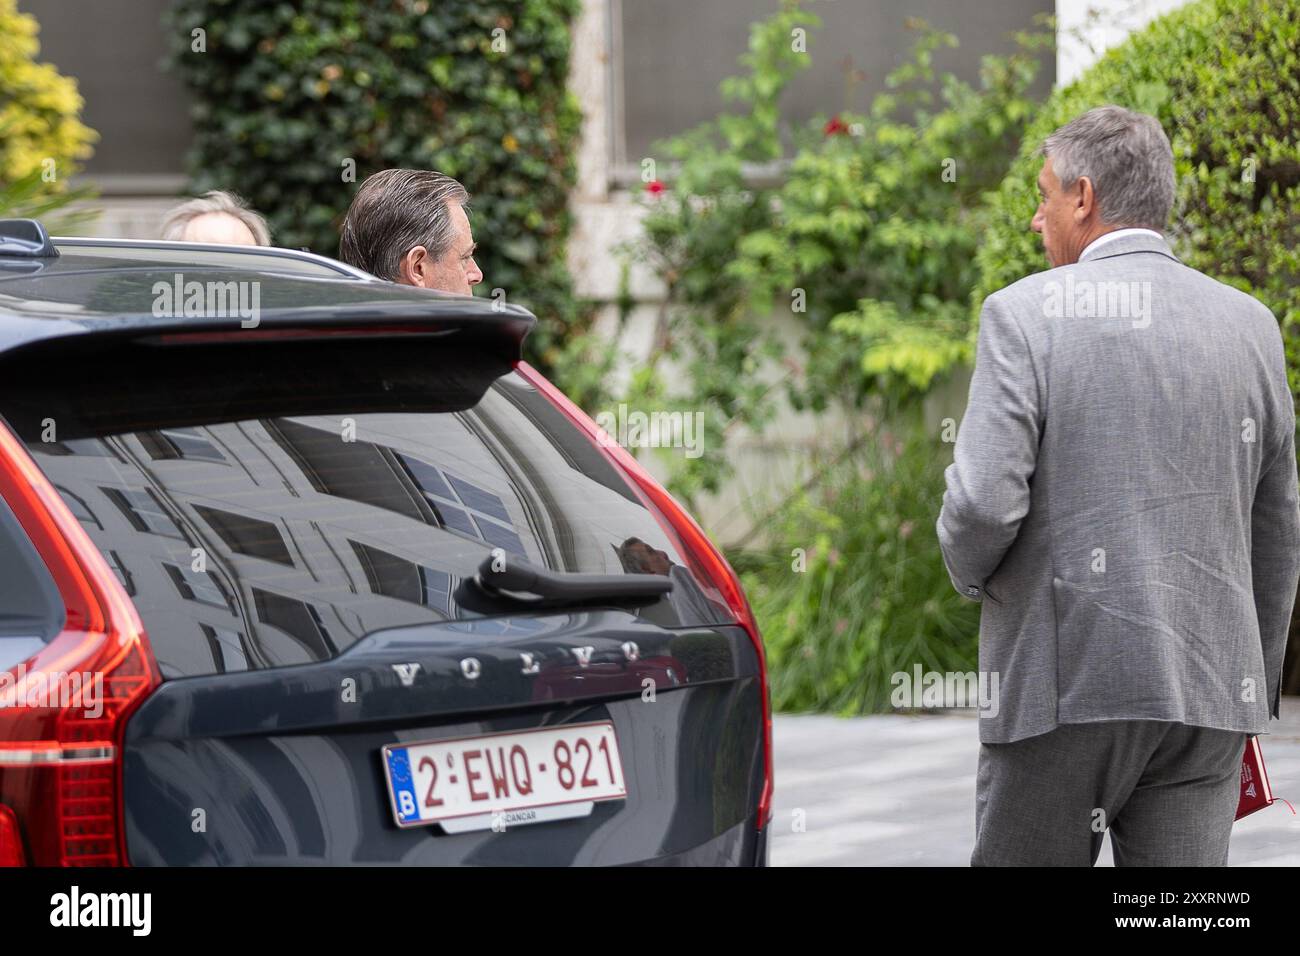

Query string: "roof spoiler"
[137, 311, 535, 365]
[0, 220, 59, 258]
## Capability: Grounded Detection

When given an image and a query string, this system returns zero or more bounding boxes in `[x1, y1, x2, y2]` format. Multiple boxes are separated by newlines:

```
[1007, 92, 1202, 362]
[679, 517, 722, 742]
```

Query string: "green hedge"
[165, 0, 584, 366]
[975, 0, 1299, 401]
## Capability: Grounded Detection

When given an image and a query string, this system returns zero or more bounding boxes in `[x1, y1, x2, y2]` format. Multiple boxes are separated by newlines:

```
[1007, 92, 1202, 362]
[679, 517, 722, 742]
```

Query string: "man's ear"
[397, 246, 429, 286]
[1073, 176, 1096, 222]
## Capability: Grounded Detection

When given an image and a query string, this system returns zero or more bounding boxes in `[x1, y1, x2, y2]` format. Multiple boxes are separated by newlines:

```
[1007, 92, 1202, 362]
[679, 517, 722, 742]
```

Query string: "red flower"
[824, 115, 850, 137]
[644, 179, 666, 195]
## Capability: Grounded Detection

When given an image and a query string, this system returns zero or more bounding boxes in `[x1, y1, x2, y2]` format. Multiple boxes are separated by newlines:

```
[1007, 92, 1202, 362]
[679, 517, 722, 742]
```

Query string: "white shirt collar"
[1079, 227, 1164, 259]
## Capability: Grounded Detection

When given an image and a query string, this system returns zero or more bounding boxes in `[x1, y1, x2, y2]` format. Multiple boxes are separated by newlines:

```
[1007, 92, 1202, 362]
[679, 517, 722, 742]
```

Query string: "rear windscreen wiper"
[474, 554, 673, 606]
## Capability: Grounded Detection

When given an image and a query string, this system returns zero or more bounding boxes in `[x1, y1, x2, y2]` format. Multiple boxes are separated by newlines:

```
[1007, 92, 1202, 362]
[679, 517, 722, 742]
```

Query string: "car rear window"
[0, 337, 729, 678]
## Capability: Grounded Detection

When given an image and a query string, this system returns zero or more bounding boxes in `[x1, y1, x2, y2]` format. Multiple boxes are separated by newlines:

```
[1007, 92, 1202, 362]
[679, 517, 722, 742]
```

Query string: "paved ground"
[770, 698, 1300, 866]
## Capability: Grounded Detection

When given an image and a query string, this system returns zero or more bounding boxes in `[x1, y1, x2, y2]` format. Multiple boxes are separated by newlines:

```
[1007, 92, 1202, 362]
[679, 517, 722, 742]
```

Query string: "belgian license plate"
[381, 721, 627, 831]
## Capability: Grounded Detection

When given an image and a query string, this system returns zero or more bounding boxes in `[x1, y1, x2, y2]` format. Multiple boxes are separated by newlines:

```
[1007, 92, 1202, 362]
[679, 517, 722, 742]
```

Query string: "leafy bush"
[165, 0, 585, 368]
[0, 0, 96, 214]
[736, 415, 979, 714]
[618, 4, 1050, 508]
[975, 0, 1299, 399]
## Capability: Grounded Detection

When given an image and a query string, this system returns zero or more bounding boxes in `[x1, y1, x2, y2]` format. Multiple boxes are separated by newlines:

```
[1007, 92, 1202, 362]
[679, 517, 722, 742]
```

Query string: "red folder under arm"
[1236, 736, 1273, 820]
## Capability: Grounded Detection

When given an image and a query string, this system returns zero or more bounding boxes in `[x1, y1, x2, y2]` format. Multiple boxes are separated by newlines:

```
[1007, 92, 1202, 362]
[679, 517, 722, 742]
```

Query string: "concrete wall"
[1056, 0, 1194, 85]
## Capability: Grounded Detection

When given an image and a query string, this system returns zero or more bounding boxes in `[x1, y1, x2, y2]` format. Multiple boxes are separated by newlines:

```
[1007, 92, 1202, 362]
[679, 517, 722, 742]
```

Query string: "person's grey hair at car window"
[161, 190, 272, 246]
[1040, 104, 1176, 230]
[338, 168, 471, 282]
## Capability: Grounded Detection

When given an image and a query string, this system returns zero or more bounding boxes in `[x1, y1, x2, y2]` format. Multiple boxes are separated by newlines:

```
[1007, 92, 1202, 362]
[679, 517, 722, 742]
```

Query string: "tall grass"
[733, 419, 980, 715]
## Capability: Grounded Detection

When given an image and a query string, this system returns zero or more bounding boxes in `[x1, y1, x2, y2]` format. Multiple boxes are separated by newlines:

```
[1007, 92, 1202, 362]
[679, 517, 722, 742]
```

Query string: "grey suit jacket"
[939, 232, 1300, 743]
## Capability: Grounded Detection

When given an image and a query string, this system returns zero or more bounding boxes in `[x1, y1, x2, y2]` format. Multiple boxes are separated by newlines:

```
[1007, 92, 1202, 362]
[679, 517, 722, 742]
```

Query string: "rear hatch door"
[0, 330, 765, 864]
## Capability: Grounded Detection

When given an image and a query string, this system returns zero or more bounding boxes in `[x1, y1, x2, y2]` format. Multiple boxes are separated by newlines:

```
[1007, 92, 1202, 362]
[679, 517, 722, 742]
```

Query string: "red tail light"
[0, 422, 160, 865]
[513, 362, 774, 829]
[0, 804, 24, 866]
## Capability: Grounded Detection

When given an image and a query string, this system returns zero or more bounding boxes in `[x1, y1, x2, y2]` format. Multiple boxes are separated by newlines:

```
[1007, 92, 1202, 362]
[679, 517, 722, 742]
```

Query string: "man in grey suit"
[938, 105, 1300, 866]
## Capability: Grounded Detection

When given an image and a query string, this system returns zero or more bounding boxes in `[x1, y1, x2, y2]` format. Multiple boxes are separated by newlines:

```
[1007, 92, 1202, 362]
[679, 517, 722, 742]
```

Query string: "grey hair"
[1040, 105, 1175, 230]
[338, 169, 471, 280]
[161, 190, 272, 245]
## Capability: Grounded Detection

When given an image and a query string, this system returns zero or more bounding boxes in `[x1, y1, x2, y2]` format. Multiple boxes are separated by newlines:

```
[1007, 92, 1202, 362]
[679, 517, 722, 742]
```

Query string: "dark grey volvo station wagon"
[0, 221, 772, 866]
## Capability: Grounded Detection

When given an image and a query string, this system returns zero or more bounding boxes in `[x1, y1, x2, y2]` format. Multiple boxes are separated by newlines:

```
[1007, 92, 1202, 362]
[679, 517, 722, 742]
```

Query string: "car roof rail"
[0, 219, 59, 258]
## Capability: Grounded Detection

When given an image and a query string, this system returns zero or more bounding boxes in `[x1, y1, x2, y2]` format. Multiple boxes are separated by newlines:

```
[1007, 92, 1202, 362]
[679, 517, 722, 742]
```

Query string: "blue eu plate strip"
[385, 747, 419, 823]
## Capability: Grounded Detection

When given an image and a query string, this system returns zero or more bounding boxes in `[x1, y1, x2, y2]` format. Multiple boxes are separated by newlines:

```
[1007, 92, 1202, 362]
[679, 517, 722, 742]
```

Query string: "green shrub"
[0, 0, 96, 221]
[736, 416, 980, 715]
[165, 0, 584, 368]
[975, 0, 1299, 400]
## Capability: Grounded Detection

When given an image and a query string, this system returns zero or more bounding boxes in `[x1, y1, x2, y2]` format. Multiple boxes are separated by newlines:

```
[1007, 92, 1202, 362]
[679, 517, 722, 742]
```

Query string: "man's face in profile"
[624, 540, 672, 576]
[399, 202, 484, 295]
[1030, 157, 1085, 268]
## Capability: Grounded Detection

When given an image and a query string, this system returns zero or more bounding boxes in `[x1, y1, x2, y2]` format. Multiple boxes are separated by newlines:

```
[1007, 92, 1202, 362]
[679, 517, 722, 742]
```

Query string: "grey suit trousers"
[971, 720, 1248, 866]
